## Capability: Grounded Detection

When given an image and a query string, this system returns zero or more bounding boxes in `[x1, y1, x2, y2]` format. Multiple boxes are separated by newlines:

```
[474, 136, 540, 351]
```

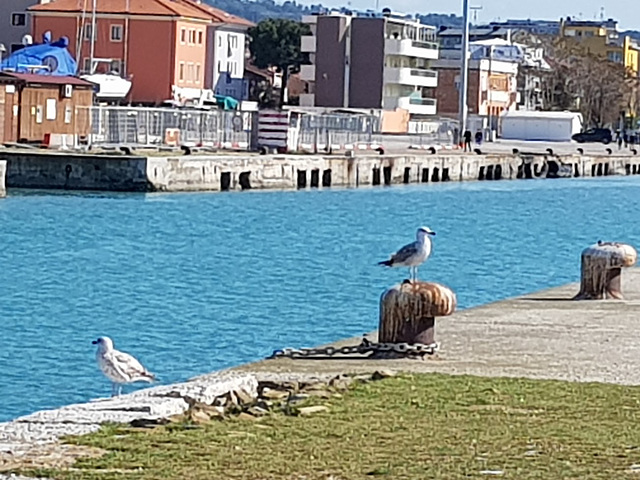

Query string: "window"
[218, 35, 222, 47]
[46, 99, 57, 121]
[189, 29, 195, 44]
[11, 13, 26, 27]
[181, 28, 186, 43]
[36, 105, 43, 124]
[195, 63, 201, 82]
[229, 35, 237, 49]
[83, 57, 92, 73]
[187, 62, 194, 82]
[179, 62, 185, 81]
[111, 59, 123, 74]
[197, 31, 203, 45]
[64, 105, 72, 124]
[217, 60, 223, 73]
[84, 24, 96, 41]
[110, 25, 123, 41]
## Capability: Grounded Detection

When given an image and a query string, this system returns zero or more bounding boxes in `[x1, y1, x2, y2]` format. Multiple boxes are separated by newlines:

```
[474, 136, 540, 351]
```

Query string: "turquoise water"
[1, 177, 640, 421]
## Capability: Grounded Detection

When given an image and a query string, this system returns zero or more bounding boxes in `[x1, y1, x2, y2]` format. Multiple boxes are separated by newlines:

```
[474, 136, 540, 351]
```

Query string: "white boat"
[81, 72, 132, 100]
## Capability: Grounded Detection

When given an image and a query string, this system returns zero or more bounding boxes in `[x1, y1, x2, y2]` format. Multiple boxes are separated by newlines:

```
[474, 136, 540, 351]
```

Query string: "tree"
[248, 18, 310, 107]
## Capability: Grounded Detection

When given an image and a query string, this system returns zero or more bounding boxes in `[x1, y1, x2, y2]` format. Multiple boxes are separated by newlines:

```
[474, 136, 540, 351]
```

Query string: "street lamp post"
[458, 0, 470, 141]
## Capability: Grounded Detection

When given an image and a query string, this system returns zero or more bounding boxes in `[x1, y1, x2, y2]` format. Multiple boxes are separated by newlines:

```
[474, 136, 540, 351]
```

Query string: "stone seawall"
[1, 150, 638, 193]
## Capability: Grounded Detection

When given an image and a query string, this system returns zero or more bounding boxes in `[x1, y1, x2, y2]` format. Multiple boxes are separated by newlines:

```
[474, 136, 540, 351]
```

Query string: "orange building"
[29, 0, 214, 104]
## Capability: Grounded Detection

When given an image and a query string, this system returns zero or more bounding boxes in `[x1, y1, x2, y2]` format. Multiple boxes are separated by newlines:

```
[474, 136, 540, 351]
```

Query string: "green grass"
[24, 373, 640, 480]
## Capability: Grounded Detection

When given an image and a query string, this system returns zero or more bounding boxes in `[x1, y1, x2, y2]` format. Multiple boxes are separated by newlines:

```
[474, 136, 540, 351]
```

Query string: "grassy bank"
[26, 373, 640, 480]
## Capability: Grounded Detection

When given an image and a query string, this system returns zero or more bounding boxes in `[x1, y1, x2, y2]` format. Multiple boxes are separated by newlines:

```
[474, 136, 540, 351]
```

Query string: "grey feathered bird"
[378, 226, 436, 281]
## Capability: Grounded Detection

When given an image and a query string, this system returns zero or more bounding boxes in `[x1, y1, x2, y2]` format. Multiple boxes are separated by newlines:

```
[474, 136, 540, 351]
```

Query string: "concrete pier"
[1, 149, 639, 193]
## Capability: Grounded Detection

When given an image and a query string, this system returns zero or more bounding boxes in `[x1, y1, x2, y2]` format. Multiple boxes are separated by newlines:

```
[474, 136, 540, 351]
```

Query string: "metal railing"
[410, 68, 437, 78]
[409, 97, 437, 106]
[295, 112, 382, 151]
[84, 106, 253, 149]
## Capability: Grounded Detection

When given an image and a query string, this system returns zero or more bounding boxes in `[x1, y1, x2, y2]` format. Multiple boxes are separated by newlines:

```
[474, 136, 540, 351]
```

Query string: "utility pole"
[89, 0, 96, 74]
[458, 0, 470, 139]
[470, 6, 482, 24]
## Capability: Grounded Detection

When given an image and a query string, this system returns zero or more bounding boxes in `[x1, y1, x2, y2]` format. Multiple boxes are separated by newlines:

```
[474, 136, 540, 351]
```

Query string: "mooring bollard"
[379, 281, 456, 349]
[573, 242, 637, 300]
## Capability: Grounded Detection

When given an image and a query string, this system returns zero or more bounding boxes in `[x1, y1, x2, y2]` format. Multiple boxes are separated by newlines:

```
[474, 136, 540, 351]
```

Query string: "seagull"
[92, 336, 156, 397]
[378, 226, 436, 281]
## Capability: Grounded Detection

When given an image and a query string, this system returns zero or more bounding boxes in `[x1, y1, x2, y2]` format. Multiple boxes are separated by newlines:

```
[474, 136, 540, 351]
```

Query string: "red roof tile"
[30, 0, 211, 20]
[185, 1, 254, 27]
[0, 72, 94, 87]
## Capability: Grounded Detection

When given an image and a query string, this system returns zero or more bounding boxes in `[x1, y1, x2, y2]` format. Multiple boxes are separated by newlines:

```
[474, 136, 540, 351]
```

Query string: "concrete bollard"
[0, 159, 6, 198]
[573, 242, 637, 300]
[379, 281, 456, 348]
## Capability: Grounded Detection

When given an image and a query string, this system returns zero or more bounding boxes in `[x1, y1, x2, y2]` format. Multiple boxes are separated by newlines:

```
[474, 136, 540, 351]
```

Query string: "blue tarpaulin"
[0, 36, 77, 76]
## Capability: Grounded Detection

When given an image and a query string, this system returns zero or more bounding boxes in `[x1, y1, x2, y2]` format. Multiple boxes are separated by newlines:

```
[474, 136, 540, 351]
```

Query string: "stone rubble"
[0, 368, 396, 477]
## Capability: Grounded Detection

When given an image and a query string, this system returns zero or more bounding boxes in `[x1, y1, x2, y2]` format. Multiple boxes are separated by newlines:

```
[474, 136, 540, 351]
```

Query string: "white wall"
[211, 27, 246, 100]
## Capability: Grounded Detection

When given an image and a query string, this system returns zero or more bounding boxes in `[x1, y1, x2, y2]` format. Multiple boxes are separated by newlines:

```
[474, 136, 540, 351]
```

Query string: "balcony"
[384, 96, 437, 116]
[383, 67, 438, 88]
[299, 64, 315, 81]
[385, 38, 439, 60]
[301, 35, 316, 53]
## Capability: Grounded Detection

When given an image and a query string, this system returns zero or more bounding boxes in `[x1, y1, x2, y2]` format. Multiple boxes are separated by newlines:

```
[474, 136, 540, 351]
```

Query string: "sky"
[301, 0, 639, 31]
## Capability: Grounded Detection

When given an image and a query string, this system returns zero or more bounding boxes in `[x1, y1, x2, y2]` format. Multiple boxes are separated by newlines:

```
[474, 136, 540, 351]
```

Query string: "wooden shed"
[0, 73, 94, 145]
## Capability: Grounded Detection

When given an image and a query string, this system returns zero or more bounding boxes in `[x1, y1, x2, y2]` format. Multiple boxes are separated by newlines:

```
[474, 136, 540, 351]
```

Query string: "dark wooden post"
[379, 281, 456, 354]
[574, 242, 637, 300]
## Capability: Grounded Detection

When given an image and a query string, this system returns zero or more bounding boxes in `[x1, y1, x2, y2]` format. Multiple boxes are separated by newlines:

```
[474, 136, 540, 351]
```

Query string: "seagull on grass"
[378, 226, 436, 281]
[93, 336, 156, 397]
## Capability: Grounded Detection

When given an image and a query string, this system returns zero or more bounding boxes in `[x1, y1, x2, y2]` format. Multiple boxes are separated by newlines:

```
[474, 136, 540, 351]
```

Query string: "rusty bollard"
[377, 281, 456, 357]
[573, 242, 637, 300]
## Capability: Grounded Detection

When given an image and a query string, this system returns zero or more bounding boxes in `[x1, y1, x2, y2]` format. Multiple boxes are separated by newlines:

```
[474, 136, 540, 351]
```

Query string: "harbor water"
[1, 177, 640, 421]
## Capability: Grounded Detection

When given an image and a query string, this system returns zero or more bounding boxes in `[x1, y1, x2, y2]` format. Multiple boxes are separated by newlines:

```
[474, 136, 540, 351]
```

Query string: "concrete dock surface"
[236, 268, 640, 386]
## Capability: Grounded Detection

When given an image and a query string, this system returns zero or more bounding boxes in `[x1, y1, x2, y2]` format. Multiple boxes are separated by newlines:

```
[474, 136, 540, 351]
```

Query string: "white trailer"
[501, 111, 583, 141]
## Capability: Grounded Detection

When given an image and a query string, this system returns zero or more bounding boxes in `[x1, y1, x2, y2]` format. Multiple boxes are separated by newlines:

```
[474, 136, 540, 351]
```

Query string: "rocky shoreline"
[0, 366, 394, 477]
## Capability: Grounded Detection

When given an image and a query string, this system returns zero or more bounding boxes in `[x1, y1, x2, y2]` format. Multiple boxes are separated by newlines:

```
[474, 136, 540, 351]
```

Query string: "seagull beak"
[429, 231, 436, 236]
[92, 340, 98, 345]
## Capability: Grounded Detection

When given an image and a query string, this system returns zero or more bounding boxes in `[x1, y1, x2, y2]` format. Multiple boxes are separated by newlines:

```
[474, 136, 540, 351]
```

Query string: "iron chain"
[269, 338, 439, 359]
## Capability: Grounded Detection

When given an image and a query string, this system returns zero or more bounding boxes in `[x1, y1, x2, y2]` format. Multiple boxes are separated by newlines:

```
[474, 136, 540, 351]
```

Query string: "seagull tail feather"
[377, 260, 393, 267]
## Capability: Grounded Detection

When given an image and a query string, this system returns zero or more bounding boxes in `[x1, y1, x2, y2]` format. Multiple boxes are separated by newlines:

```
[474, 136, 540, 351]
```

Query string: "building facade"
[300, 11, 439, 117]
[560, 18, 640, 74]
[0, 0, 50, 56]
[29, 0, 251, 105]
[434, 43, 519, 127]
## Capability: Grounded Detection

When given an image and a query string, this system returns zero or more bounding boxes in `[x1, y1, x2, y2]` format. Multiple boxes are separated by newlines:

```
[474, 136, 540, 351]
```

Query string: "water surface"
[1, 177, 639, 421]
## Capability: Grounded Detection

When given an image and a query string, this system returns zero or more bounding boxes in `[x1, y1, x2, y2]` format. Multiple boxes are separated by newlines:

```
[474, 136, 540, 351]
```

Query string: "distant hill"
[204, 0, 463, 26]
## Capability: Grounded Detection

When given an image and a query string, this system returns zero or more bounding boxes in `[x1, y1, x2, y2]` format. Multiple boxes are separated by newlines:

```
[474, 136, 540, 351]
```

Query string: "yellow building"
[560, 18, 640, 74]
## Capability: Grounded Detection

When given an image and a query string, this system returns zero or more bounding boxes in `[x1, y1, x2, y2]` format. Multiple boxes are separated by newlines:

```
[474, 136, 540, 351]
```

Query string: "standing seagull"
[378, 226, 436, 281]
[93, 336, 156, 397]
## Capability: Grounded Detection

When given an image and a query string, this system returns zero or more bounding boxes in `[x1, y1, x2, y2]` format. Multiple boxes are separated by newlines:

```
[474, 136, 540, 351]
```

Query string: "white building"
[300, 10, 439, 117]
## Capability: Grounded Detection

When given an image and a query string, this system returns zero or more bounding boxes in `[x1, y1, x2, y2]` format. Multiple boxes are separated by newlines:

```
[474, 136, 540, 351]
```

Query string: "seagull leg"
[117, 384, 123, 396]
[111, 383, 117, 398]
[415, 266, 419, 282]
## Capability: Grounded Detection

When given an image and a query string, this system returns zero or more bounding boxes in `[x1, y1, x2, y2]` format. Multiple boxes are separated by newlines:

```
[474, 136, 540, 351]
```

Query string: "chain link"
[269, 338, 439, 359]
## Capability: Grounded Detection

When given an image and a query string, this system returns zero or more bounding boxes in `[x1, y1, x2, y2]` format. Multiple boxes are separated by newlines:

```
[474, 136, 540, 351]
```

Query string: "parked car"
[571, 128, 612, 144]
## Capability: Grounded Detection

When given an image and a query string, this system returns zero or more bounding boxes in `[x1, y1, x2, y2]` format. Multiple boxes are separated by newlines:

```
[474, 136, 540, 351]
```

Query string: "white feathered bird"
[378, 226, 436, 281]
[93, 336, 156, 397]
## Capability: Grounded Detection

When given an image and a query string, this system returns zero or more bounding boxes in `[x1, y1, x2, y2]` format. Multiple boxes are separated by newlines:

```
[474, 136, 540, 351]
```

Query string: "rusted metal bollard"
[378, 281, 456, 357]
[573, 242, 637, 300]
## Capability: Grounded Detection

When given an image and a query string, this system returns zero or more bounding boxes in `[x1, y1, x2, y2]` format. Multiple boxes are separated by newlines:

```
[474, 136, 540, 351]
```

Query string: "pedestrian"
[475, 130, 483, 145]
[617, 131, 623, 150]
[453, 127, 460, 146]
[463, 129, 472, 152]
[624, 131, 629, 149]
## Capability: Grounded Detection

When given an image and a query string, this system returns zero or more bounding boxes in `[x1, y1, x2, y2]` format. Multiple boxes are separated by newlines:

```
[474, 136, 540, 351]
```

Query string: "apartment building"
[300, 10, 439, 117]
[434, 41, 519, 125]
[187, 1, 253, 100]
[29, 0, 252, 104]
[560, 18, 640, 74]
[0, 0, 51, 55]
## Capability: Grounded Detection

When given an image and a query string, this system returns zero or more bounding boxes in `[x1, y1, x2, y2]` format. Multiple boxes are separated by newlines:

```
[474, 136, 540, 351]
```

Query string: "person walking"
[617, 131, 623, 150]
[463, 129, 472, 152]
[475, 130, 483, 145]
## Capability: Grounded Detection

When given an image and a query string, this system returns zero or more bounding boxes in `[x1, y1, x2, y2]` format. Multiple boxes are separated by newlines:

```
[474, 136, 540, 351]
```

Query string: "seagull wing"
[389, 241, 419, 265]
[112, 350, 155, 382]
